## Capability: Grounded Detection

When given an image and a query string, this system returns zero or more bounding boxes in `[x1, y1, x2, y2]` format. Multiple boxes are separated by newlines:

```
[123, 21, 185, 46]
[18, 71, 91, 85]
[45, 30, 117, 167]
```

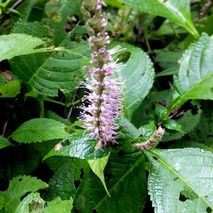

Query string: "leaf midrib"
[28, 38, 88, 85]
[95, 156, 144, 209]
[171, 71, 213, 111]
[148, 149, 213, 209]
[121, 0, 198, 36]
[158, 0, 195, 34]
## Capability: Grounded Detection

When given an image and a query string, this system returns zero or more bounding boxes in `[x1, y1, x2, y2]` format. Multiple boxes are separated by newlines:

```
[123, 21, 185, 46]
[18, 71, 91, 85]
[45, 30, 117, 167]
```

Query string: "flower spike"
[81, 0, 122, 148]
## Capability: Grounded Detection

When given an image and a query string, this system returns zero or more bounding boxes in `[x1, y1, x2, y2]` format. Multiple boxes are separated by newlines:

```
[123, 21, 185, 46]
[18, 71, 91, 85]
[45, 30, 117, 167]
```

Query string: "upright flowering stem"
[81, 0, 122, 148]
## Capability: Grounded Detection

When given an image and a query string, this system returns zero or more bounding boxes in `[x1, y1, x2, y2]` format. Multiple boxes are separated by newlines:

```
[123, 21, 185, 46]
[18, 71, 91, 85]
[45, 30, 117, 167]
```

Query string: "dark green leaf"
[46, 159, 86, 200]
[16, 0, 40, 20]
[13, 21, 49, 38]
[75, 152, 147, 213]
[44, 132, 108, 160]
[12, 118, 68, 143]
[10, 39, 89, 97]
[0, 136, 11, 149]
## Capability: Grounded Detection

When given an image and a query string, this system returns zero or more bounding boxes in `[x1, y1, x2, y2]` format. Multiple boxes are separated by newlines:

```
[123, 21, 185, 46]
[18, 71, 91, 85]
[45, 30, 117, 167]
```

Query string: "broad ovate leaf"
[44, 131, 108, 160]
[0, 136, 11, 149]
[171, 33, 213, 110]
[88, 153, 111, 196]
[46, 159, 86, 200]
[12, 118, 68, 143]
[118, 44, 154, 119]
[0, 33, 51, 62]
[10, 38, 89, 97]
[75, 152, 147, 213]
[44, 197, 73, 213]
[0, 176, 48, 213]
[118, 0, 198, 36]
[147, 148, 213, 213]
[0, 80, 21, 98]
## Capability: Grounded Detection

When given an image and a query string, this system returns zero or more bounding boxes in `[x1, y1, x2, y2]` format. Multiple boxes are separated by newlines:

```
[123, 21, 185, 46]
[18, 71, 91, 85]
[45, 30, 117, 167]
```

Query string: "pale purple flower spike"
[81, 0, 122, 148]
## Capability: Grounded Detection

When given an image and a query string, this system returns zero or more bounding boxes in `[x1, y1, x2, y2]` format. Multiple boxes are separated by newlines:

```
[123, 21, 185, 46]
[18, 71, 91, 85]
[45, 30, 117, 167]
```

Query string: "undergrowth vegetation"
[0, 0, 212, 212]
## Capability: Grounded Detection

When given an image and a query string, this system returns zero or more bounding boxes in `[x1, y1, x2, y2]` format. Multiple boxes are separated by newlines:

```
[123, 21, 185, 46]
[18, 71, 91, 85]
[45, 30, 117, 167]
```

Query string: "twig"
[2, 119, 9, 136]
[0, 0, 24, 24]
[67, 90, 77, 120]
[11, 0, 23, 10]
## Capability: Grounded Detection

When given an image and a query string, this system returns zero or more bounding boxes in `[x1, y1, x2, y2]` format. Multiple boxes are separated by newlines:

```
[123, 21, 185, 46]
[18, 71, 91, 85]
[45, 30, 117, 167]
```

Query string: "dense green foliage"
[0, 0, 212, 212]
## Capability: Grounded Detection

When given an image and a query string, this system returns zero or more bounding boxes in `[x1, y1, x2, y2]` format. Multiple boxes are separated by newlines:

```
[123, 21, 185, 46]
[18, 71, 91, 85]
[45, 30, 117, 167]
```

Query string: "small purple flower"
[81, 0, 122, 148]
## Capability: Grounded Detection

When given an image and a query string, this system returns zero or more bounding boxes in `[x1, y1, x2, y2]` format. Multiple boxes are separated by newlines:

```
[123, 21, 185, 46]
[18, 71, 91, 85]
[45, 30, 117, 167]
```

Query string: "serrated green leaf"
[171, 33, 213, 110]
[147, 148, 213, 213]
[44, 197, 73, 213]
[15, 192, 45, 213]
[12, 118, 68, 143]
[118, 43, 155, 119]
[0, 33, 51, 62]
[10, 39, 89, 97]
[0, 80, 20, 98]
[46, 159, 87, 200]
[44, 132, 108, 160]
[0, 176, 48, 213]
[96, 154, 147, 213]
[88, 153, 110, 196]
[75, 152, 147, 213]
[118, 0, 198, 36]
[75, 152, 146, 213]
[13, 21, 49, 38]
[0, 136, 11, 149]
